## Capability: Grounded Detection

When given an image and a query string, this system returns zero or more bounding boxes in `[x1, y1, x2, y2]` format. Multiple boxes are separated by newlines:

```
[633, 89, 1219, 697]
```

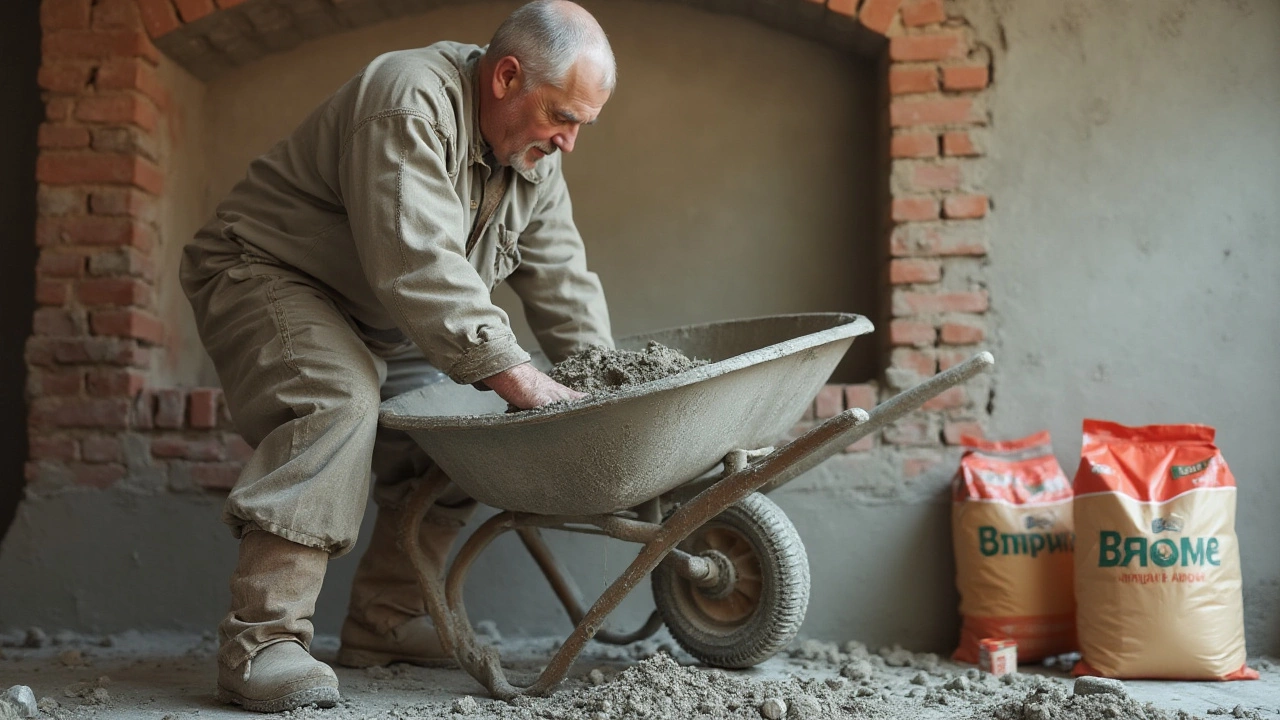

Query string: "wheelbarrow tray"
[379, 313, 873, 516]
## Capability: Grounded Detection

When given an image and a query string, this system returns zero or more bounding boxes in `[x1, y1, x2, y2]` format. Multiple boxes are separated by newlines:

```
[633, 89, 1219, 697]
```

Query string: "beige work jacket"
[188, 41, 612, 385]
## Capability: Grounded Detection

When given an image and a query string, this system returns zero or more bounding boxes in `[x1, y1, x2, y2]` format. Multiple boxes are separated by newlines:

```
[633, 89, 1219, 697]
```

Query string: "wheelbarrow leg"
[516, 527, 664, 646]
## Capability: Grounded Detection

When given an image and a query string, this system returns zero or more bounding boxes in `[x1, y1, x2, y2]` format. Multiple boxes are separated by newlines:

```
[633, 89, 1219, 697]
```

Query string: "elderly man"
[179, 0, 615, 712]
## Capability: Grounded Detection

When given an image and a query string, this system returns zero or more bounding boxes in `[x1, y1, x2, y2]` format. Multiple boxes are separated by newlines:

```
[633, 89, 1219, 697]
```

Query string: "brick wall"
[25, 0, 992, 498]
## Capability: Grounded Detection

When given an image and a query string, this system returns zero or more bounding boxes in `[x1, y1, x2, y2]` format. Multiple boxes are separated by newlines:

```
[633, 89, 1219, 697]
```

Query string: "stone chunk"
[1073, 676, 1127, 697]
[2, 686, 37, 718]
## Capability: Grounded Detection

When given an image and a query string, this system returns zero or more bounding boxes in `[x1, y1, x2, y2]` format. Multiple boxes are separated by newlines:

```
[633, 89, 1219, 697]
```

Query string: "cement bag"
[1072, 419, 1257, 680]
[952, 432, 1076, 663]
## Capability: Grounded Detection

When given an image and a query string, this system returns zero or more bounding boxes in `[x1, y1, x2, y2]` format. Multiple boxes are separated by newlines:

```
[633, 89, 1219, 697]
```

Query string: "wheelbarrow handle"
[756, 351, 994, 494]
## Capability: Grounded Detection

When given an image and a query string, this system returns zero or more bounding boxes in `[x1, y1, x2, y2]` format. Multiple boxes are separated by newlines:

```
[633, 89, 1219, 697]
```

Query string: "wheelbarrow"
[378, 313, 994, 699]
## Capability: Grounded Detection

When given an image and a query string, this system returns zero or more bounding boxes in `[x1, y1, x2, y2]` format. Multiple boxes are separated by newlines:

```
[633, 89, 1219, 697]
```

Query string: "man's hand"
[481, 362, 586, 410]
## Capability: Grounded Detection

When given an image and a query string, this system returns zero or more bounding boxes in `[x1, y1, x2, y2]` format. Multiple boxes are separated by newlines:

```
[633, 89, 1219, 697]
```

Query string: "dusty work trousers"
[181, 242, 475, 557]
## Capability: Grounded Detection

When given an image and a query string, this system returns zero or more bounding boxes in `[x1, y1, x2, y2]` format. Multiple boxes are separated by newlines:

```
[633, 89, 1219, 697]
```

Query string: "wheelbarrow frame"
[395, 351, 995, 699]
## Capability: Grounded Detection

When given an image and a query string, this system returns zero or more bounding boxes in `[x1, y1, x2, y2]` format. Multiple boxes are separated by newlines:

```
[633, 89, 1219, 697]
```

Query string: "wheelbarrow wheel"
[651, 492, 809, 668]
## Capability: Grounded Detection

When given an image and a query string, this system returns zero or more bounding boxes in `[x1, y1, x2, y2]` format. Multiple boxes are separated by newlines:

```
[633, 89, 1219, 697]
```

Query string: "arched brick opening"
[23, 0, 992, 516]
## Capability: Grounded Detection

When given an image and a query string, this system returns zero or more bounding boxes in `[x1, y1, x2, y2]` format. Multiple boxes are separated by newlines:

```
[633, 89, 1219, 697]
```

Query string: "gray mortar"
[2, 631, 1275, 720]
[548, 341, 709, 396]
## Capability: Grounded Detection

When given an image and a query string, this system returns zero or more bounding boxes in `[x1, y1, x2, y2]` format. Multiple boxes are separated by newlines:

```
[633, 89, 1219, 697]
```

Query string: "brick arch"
[26, 0, 991, 495]
[137, 0, 900, 80]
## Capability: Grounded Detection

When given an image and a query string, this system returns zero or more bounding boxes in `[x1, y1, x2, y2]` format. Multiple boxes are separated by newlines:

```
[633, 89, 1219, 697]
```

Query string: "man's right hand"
[480, 362, 587, 410]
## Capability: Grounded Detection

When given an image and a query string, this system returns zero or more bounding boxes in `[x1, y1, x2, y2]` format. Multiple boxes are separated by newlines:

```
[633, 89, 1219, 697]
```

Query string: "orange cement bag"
[1072, 420, 1257, 680]
[952, 432, 1076, 664]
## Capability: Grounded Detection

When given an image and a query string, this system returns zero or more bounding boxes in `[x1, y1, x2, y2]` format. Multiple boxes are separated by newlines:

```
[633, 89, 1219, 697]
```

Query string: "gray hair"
[488, 0, 616, 93]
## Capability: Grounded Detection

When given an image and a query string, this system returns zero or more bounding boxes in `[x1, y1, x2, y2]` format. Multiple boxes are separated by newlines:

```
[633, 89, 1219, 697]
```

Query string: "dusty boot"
[336, 504, 470, 668]
[216, 526, 340, 713]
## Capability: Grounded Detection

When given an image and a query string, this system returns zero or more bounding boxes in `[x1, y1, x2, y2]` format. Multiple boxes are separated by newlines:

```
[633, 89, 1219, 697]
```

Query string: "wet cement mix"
[548, 342, 708, 396]
[2, 629, 1275, 720]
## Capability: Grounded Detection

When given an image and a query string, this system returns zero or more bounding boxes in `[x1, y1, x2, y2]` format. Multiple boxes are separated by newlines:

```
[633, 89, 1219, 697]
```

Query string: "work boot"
[336, 503, 471, 668]
[216, 525, 340, 713]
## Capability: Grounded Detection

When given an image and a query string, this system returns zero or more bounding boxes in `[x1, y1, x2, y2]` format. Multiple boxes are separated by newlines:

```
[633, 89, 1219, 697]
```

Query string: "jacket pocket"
[492, 225, 521, 288]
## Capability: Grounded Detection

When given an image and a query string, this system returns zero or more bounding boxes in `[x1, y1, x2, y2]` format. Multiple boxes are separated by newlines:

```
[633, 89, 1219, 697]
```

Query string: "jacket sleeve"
[505, 161, 614, 363]
[340, 111, 530, 384]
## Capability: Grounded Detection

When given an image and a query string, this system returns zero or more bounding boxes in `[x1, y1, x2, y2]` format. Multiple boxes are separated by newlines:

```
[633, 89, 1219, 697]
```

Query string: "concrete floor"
[0, 631, 1276, 719]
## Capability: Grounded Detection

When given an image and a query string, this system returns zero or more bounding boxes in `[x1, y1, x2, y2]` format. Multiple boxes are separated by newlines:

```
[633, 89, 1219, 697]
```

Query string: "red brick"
[37, 153, 164, 194]
[172, 0, 216, 22]
[88, 248, 157, 280]
[82, 434, 123, 463]
[890, 98, 978, 127]
[38, 252, 87, 279]
[72, 462, 126, 488]
[95, 59, 168, 108]
[815, 384, 844, 419]
[828, 0, 858, 17]
[42, 30, 161, 64]
[30, 435, 78, 461]
[37, 216, 154, 251]
[938, 349, 971, 371]
[884, 417, 938, 446]
[77, 277, 151, 306]
[889, 66, 938, 95]
[31, 397, 132, 429]
[154, 388, 185, 429]
[943, 131, 980, 156]
[37, 63, 94, 92]
[844, 383, 878, 411]
[42, 0, 92, 30]
[41, 370, 84, 395]
[37, 124, 91, 149]
[942, 64, 989, 91]
[90, 187, 160, 222]
[889, 258, 942, 284]
[36, 280, 71, 306]
[890, 133, 939, 159]
[859, 0, 902, 35]
[87, 368, 147, 396]
[33, 308, 80, 337]
[891, 348, 937, 377]
[191, 462, 243, 490]
[46, 97, 75, 122]
[889, 33, 968, 62]
[903, 453, 944, 478]
[890, 319, 936, 347]
[943, 194, 987, 219]
[37, 186, 89, 216]
[49, 337, 149, 366]
[844, 434, 875, 453]
[901, 0, 945, 26]
[893, 290, 989, 316]
[134, 0, 182, 37]
[892, 196, 939, 222]
[225, 434, 254, 463]
[890, 222, 986, 256]
[944, 420, 984, 445]
[940, 320, 985, 344]
[74, 94, 159, 132]
[91, 0, 143, 29]
[188, 389, 221, 429]
[152, 436, 225, 461]
[908, 163, 962, 191]
[922, 386, 968, 410]
[90, 309, 165, 344]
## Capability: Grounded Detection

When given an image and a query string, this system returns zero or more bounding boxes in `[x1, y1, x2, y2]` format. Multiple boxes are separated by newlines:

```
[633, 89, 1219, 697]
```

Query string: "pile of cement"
[549, 342, 708, 395]
[375, 641, 1209, 720]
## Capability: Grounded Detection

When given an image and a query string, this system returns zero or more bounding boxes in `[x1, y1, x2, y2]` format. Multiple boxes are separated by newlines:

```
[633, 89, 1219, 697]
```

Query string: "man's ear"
[492, 55, 522, 100]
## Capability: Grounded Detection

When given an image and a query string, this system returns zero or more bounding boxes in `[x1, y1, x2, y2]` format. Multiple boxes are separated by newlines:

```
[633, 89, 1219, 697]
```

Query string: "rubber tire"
[651, 492, 810, 668]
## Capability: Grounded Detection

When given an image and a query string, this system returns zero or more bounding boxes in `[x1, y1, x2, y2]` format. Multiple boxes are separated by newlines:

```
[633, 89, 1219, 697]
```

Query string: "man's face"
[492, 58, 610, 173]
